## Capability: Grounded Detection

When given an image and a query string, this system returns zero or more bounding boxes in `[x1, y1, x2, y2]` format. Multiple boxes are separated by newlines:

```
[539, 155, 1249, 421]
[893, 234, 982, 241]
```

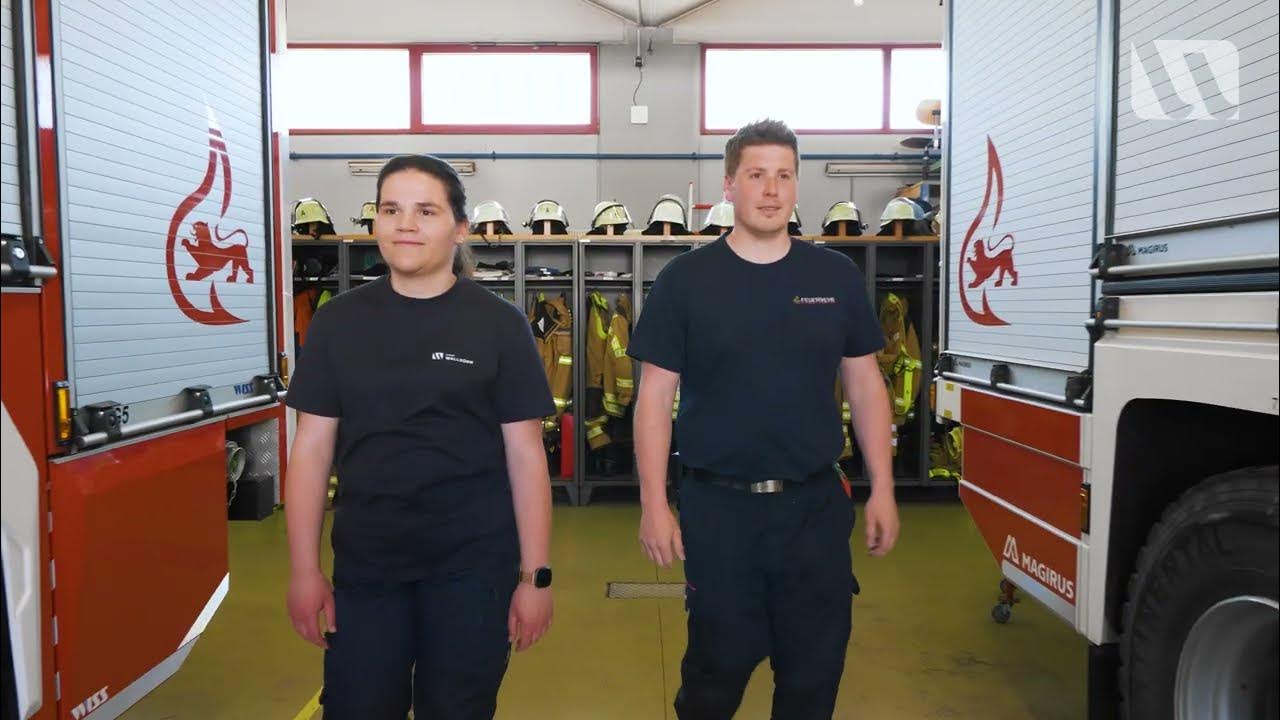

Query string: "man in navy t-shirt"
[630, 119, 900, 720]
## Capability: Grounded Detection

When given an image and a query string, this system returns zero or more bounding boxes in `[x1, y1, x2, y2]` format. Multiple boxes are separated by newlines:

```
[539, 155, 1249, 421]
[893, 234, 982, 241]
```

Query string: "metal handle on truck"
[73, 390, 288, 450]
[939, 371, 1088, 408]
[1086, 318, 1279, 333]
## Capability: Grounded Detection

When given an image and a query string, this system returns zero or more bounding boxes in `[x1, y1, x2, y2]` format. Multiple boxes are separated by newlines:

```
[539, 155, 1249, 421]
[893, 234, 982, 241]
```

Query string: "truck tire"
[1120, 466, 1279, 720]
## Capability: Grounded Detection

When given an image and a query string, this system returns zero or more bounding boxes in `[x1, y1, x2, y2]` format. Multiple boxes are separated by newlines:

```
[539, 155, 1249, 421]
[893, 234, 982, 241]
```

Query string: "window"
[704, 48, 883, 132]
[284, 48, 410, 130]
[702, 45, 944, 134]
[285, 45, 597, 133]
[419, 52, 593, 128]
[889, 48, 946, 129]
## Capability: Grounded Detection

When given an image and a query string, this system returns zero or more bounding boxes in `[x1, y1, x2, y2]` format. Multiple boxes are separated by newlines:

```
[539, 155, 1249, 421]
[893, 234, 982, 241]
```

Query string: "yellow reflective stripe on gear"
[553, 397, 568, 408]
[586, 426, 606, 439]
[615, 378, 634, 389]
[609, 336, 626, 355]
[558, 355, 573, 365]
[899, 367, 916, 412]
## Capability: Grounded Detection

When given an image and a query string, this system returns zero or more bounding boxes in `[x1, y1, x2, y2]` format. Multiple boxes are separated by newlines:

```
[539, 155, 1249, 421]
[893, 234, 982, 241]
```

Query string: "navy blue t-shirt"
[286, 276, 555, 583]
[628, 235, 883, 481]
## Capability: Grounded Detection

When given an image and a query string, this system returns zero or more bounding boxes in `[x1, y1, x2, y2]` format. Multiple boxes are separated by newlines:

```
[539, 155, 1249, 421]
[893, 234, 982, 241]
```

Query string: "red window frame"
[288, 43, 599, 135]
[700, 43, 943, 135]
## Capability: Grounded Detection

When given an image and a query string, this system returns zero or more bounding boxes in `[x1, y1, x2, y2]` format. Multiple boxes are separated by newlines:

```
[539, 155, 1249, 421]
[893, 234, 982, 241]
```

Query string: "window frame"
[287, 43, 599, 135]
[700, 43, 943, 135]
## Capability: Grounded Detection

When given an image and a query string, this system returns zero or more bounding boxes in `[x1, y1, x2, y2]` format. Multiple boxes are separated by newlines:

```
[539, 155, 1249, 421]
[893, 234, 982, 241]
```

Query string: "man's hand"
[508, 583, 553, 652]
[639, 504, 685, 568]
[864, 490, 900, 557]
[287, 568, 336, 648]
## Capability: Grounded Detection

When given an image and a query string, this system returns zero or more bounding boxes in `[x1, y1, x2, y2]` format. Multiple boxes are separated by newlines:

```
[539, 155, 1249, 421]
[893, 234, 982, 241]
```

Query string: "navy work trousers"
[675, 473, 858, 720]
[320, 567, 516, 719]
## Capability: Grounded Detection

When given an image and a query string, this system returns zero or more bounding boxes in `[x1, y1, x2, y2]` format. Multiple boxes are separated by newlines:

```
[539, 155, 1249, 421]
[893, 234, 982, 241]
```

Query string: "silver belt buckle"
[750, 479, 785, 494]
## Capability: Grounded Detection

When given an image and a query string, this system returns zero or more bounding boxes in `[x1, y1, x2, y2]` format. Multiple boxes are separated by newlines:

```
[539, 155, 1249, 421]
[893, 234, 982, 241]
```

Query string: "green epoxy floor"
[121, 499, 1086, 719]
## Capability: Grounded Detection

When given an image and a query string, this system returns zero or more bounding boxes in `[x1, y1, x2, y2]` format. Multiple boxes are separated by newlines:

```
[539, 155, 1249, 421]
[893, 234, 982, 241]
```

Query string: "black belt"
[687, 466, 833, 494]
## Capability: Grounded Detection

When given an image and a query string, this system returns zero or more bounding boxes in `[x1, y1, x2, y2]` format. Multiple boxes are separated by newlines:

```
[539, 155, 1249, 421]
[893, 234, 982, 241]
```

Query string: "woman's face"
[374, 170, 466, 277]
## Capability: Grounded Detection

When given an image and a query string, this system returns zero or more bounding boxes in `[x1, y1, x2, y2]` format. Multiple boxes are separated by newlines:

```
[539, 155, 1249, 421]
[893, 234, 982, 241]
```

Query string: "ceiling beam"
[656, 0, 726, 27]
[575, 0, 639, 24]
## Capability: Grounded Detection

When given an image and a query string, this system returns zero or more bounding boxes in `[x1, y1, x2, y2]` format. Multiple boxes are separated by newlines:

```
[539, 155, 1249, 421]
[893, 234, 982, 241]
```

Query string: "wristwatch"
[519, 567, 553, 589]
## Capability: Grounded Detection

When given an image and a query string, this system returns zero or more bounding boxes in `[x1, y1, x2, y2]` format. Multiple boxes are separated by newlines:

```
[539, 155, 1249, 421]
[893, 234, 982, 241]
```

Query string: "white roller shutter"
[57, 0, 269, 416]
[945, 0, 1098, 374]
[1, 0, 21, 236]
[1113, 0, 1279, 234]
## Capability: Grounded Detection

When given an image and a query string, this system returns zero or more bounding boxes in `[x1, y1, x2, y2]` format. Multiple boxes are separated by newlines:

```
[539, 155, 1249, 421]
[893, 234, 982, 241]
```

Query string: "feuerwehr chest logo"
[166, 109, 253, 325]
[958, 137, 1019, 327]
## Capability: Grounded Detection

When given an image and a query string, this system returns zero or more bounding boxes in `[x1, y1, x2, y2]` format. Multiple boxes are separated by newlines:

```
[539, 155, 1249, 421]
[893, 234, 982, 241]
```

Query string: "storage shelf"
[291, 233, 942, 506]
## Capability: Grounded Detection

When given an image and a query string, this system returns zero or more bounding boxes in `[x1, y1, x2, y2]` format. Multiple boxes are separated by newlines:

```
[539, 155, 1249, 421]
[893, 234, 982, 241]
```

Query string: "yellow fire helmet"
[822, 201, 864, 236]
[587, 201, 632, 235]
[292, 198, 336, 237]
[351, 201, 376, 234]
[643, 194, 689, 235]
[880, 197, 925, 227]
[699, 200, 735, 235]
[525, 199, 570, 234]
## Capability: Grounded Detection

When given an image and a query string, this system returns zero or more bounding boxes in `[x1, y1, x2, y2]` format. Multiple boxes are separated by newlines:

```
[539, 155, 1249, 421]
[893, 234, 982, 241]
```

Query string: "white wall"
[283, 2, 942, 234]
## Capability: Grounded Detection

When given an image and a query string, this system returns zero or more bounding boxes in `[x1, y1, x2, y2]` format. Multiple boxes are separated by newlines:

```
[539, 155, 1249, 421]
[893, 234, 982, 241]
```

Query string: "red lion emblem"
[182, 221, 253, 283]
[958, 137, 1018, 327]
[166, 110, 253, 325]
[967, 234, 1018, 288]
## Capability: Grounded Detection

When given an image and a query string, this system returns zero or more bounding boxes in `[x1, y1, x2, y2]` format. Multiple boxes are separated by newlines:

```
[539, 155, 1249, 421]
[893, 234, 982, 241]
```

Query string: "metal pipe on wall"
[289, 151, 941, 162]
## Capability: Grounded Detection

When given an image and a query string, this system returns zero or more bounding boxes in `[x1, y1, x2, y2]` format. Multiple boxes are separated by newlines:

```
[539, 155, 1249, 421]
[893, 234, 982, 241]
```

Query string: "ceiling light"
[347, 160, 475, 176]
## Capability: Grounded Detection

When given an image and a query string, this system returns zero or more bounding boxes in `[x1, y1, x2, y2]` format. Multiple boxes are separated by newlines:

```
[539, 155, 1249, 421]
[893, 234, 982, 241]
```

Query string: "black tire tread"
[1118, 464, 1279, 719]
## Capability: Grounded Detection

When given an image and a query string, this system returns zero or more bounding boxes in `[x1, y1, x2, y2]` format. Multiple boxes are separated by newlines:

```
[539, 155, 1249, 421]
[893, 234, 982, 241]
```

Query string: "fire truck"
[936, 0, 1278, 717]
[2, 1, 290, 718]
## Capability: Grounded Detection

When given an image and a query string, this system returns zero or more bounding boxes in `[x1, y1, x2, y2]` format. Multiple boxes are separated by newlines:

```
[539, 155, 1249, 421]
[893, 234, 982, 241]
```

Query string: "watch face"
[534, 567, 553, 588]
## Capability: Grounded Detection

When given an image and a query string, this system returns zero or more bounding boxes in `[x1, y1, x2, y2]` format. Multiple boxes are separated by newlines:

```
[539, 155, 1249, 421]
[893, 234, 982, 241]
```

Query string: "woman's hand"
[508, 583, 553, 652]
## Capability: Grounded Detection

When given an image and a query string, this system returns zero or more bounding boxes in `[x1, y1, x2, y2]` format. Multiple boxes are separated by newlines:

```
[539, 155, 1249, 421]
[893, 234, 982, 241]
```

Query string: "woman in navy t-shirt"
[284, 154, 555, 719]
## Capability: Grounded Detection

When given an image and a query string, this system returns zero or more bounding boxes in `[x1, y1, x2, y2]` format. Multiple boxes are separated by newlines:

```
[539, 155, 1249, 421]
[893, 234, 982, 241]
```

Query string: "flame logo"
[958, 137, 1018, 327]
[166, 109, 253, 325]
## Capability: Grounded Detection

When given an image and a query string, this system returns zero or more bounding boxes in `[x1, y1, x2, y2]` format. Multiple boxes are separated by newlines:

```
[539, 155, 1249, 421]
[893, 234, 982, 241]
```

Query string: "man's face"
[374, 170, 466, 277]
[724, 144, 798, 238]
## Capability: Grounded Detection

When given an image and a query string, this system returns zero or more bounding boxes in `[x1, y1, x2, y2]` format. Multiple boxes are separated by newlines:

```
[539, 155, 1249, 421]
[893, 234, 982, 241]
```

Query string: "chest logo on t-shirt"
[431, 351, 476, 365]
[793, 296, 837, 305]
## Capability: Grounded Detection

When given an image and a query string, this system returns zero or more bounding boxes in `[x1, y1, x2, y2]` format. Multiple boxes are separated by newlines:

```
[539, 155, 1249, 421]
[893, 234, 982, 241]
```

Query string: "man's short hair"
[724, 119, 799, 178]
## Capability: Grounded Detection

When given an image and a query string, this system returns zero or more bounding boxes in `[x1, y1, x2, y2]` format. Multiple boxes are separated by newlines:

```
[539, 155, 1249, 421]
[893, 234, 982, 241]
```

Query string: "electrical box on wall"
[630, 105, 649, 125]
